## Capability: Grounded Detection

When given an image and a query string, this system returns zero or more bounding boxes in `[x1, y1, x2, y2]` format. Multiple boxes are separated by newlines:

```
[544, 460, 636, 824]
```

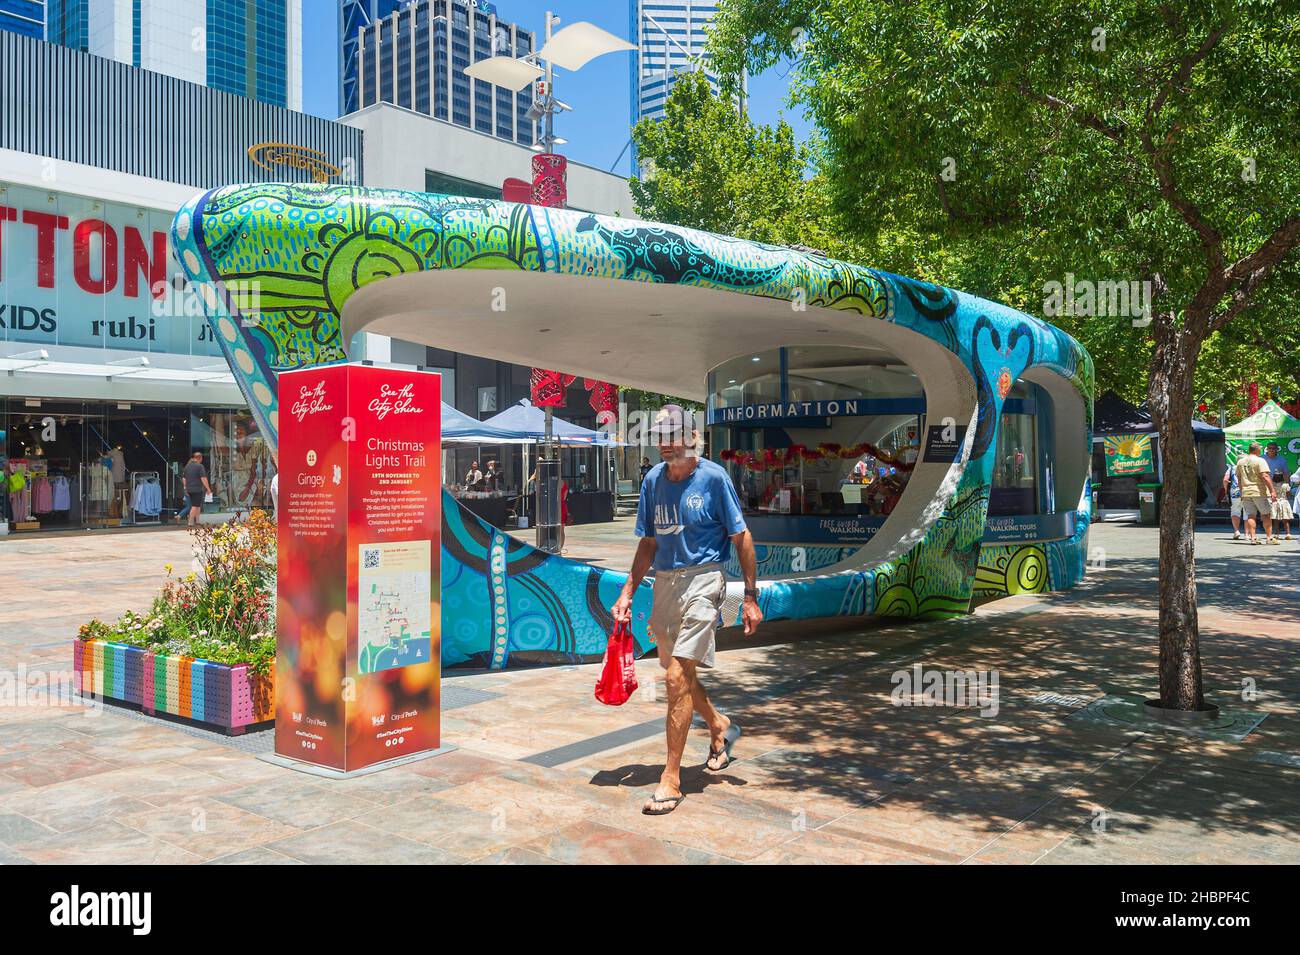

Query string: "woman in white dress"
[1272, 468, 1295, 540]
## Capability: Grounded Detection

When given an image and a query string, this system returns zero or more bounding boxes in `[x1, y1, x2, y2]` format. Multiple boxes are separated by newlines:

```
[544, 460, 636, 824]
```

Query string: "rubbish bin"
[1137, 482, 1162, 526]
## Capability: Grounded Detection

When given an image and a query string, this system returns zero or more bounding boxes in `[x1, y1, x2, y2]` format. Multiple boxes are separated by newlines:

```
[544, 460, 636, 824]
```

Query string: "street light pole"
[537, 10, 560, 554]
[461, 11, 633, 554]
[542, 10, 556, 152]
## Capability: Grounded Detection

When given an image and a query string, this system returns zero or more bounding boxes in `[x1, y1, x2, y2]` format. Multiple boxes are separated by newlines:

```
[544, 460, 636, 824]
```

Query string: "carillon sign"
[247, 143, 344, 183]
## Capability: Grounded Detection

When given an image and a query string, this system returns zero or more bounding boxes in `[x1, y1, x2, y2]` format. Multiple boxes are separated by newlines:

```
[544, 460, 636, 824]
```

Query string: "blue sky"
[302, 0, 811, 177]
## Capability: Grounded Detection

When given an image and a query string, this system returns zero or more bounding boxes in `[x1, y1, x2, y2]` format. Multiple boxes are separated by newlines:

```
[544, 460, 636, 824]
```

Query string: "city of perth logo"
[247, 143, 342, 182]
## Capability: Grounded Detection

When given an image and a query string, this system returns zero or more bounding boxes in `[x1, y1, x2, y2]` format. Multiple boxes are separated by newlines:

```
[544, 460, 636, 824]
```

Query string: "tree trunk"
[1148, 326, 1205, 710]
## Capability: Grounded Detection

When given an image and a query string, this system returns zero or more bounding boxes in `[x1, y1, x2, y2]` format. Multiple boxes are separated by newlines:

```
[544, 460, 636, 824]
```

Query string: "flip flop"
[642, 792, 685, 815]
[706, 722, 742, 772]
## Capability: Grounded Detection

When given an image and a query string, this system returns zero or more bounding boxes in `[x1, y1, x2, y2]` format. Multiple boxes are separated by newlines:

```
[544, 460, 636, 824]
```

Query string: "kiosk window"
[990, 413, 1038, 515]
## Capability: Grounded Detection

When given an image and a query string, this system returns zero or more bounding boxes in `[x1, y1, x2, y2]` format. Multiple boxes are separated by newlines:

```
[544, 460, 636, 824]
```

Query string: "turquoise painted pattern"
[171, 184, 1093, 667]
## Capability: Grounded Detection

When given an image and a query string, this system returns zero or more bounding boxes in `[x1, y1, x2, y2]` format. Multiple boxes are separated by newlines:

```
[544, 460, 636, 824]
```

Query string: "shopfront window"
[190, 409, 276, 512]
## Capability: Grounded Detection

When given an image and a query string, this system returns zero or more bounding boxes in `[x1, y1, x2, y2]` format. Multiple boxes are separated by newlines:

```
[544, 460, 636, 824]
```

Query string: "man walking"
[183, 451, 212, 528]
[612, 405, 762, 816]
[1235, 442, 1278, 544]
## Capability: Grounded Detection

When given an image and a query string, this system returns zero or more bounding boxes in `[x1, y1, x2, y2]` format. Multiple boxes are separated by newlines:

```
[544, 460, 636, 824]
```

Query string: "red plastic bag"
[595, 620, 639, 706]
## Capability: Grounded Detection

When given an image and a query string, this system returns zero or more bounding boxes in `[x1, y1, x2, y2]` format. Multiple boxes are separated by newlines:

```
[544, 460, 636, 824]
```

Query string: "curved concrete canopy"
[342, 269, 949, 404]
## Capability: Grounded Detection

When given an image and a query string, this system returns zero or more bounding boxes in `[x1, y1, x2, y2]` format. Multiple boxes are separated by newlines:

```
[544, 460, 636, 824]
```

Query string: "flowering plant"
[78, 511, 277, 675]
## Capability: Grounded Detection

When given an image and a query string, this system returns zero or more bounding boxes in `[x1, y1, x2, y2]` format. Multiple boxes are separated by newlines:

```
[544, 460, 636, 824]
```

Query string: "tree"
[629, 70, 851, 256]
[709, 0, 1300, 709]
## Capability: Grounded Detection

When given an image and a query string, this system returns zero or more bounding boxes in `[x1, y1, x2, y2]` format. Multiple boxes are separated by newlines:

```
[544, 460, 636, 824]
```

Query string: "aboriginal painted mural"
[171, 183, 1094, 667]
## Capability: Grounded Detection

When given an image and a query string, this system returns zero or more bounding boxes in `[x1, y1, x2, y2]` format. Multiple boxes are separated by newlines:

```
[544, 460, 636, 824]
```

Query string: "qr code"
[362, 548, 381, 570]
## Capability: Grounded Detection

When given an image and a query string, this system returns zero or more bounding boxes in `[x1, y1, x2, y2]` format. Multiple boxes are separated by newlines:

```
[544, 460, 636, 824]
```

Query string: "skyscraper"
[351, 0, 537, 148]
[339, 0, 403, 117]
[628, 1, 744, 165]
[45, 0, 302, 109]
[0, 0, 46, 39]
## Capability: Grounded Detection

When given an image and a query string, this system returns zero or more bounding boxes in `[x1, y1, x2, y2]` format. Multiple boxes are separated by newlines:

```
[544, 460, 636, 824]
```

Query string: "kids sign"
[275, 363, 443, 774]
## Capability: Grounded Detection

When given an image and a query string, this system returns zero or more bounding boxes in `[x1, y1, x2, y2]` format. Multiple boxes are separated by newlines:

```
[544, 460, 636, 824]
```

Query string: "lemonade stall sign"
[1103, 433, 1153, 476]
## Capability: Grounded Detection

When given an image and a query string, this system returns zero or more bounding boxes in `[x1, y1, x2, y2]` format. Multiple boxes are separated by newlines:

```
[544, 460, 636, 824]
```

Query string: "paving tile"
[0, 781, 155, 833]
[406, 749, 517, 786]
[594, 794, 799, 862]
[304, 767, 455, 805]
[267, 820, 465, 864]
[206, 845, 305, 865]
[0, 843, 34, 864]
[117, 797, 303, 860]
[749, 828, 928, 864]
[520, 819, 733, 865]
[470, 846, 566, 865]
[352, 794, 488, 845]
[0, 811, 56, 847]
[62, 761, 248, 807]
[12, 820, 204, 864]
[215, 778, 379, 830]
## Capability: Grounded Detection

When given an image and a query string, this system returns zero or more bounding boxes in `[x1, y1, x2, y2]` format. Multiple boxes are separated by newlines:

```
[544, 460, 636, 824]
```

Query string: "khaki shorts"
[1241, 496, 1271, 518]
[649, 564, 725, 669]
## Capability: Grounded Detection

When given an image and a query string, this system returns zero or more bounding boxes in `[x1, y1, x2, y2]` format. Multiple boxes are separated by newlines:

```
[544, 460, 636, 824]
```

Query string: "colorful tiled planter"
[73, 638, 273, 734]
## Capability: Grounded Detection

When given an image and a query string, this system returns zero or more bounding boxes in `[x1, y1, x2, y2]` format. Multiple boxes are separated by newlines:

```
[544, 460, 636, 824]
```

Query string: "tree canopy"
[703, 0, 1300, 406]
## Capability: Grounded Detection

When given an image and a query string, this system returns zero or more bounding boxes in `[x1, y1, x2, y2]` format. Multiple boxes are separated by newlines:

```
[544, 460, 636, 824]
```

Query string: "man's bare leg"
[690, 673, 732, 770]
[646, 656, 695, 812]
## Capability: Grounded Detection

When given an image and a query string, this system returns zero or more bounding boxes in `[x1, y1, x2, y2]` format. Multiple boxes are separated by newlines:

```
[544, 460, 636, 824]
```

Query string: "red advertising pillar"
[275, 363, 443, 774]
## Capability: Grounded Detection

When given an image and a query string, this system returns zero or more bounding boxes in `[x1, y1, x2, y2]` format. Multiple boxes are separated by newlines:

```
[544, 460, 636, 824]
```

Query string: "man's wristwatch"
[743, 587, 759, 601]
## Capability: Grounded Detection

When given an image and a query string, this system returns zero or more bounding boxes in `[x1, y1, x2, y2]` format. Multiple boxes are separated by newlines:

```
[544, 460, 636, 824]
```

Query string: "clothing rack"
[128, 471, 163, 525]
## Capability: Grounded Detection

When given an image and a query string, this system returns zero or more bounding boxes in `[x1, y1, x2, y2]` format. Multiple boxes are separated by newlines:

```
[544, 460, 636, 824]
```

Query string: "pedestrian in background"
[1235, 442, 1279, 545]
[1272, 470, 1295, 541]
[1221, 462, 1243, 540]
[1263, 442, 1293, 540]
[183, 452, 212, 528]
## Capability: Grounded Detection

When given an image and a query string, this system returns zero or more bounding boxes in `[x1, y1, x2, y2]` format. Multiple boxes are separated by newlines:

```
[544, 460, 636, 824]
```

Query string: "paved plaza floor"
[1, 520, 1298, 864]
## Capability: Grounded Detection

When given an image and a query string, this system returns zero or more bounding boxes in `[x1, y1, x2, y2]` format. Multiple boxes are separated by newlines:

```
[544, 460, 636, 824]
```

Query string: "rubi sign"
[275, 363, 443, 774]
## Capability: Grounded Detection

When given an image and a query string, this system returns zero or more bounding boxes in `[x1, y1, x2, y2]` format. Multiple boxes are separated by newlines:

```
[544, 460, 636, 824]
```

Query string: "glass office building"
[339, 0, 404, 117]
[0, 0, 45, 39]
[43, 0, 301, 108]
[628, 0, 744, 168]
[352, 0, 537, 147]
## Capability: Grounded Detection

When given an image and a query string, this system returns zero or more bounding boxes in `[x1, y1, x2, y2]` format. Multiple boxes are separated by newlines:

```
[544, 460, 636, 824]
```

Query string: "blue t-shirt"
[636, 459, 747, 572]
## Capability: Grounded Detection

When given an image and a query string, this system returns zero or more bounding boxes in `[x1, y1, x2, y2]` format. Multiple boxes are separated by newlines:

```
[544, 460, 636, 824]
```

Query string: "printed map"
[358, 540, 432, 673]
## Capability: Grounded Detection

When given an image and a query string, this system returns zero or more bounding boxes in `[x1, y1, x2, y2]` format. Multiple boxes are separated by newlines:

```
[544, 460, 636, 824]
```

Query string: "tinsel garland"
[718, 442, 917, 472]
